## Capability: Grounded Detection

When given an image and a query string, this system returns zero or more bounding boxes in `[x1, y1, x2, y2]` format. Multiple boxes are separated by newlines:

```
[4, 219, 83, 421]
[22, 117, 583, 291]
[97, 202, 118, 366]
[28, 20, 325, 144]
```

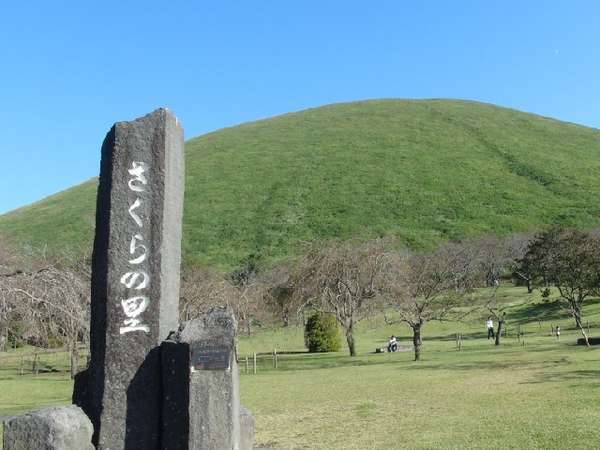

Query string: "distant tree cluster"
[517, 227, 600, 346]
[0, 239, 90, 377]
[3, 224, 599, 364]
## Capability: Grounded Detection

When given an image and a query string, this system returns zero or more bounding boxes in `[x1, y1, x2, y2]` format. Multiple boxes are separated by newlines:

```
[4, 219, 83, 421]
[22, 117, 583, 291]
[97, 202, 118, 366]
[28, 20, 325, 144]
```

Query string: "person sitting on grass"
[486, 317, 495, 339]
[388, 335, 398, 352]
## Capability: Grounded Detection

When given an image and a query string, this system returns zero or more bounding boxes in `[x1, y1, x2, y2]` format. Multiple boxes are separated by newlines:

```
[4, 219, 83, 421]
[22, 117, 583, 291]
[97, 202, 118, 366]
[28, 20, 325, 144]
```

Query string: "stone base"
[162, 307, 254, 449]
[3, 405, 94, 450]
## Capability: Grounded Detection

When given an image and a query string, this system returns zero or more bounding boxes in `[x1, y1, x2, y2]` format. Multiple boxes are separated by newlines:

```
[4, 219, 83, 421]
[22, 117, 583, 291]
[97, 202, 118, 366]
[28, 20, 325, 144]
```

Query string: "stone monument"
[161, 307, 241, 450]
[78, 108, 185, 449]
[5, 108, 254, 450]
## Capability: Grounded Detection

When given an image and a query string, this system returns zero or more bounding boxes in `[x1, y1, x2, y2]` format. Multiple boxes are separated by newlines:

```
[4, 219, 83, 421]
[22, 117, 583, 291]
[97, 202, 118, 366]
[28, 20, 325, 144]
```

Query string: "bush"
[304, 312, 341, 352]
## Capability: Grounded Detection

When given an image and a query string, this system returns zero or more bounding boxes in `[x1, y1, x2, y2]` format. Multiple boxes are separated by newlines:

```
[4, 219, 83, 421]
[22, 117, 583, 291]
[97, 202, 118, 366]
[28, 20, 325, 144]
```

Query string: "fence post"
[33, 352, 39, 375]
[273, 349, 278, 369]
[245, 356, 249, 374]
[253, 352, 257, 375]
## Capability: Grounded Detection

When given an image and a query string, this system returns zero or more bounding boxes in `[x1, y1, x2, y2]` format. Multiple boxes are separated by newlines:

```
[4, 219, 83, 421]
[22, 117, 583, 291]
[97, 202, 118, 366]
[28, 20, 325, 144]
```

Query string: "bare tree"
[463, 234, 532, 290]
[0, 238, 20, 351]
[505, 233, 534, 293]
[7, 265, 89, 377]
[228, 256, 267, 335]
[180, 266, 234, 321]
[386, 244, 475, 361]
[469, 236, 508, 287]
[518, 226, 600, 346]
[232, 278, 264, 336]
[0, 237, 90, 377]
[293, 239, 390, 356]
[180, 265, 265, 335]
[0, 240, 52, 350]
[261, 264, 304, 327]
[484, 286, 507, 345]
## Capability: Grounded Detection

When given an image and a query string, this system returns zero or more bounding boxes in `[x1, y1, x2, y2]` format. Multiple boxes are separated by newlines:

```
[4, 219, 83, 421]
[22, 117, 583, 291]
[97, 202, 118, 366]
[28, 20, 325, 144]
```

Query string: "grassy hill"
[1, 99, 600, 269]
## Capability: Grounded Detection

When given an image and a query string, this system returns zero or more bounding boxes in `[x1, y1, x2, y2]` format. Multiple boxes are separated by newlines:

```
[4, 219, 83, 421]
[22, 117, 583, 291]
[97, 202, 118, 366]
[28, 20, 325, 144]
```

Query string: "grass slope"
[1, 99, 600, 269]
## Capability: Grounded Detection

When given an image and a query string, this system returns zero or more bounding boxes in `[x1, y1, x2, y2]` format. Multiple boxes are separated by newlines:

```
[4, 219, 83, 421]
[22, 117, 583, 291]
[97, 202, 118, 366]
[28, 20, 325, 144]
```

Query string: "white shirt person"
[486, 318, 495, 339]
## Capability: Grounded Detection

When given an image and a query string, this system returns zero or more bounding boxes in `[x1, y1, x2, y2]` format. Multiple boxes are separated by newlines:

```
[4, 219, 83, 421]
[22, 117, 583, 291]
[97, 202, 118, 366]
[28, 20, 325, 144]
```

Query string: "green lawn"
[241, 343, 600, 449]
[2, 286, 600, 449]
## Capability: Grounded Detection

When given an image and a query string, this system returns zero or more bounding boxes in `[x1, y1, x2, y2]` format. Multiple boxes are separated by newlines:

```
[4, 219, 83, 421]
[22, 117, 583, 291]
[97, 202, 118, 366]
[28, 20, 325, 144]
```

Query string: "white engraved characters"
[120, 161, 151, 334]
[128, 161, 149, 192]
[128, 199, 143, 228]
[120, 271, 149, 289]
[129, 234, 147, 264]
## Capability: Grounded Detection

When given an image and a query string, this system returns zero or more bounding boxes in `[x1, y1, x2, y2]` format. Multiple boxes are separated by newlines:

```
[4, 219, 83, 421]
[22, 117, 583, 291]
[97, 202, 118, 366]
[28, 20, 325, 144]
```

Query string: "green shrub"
[304, 312, 341, 352]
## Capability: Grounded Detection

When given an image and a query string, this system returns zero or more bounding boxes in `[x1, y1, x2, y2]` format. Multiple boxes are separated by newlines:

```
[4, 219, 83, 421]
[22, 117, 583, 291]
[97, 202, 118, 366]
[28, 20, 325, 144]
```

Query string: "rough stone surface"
[162, 307, 245, 450]
[239, 406, 255, 450]
[3, 406, 94, 450]
[75, 108, 185, 450]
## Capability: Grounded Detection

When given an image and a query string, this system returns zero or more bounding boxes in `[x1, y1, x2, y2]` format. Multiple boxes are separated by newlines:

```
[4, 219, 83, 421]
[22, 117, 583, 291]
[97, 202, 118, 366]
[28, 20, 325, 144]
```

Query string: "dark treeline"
[2, 226, 600, 367]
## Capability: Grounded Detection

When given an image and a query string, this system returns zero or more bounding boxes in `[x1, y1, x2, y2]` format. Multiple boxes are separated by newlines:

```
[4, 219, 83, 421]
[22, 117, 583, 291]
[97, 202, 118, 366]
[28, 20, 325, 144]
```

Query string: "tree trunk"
[494, 319, 504, 346]
[526, 278, 533, 294]
[412, 324, 422, 361]
[0, 328, 6, 352]
[573, 309, 590, 347]
[345, 325, 356, 357]
[70, 341, 79, 379]
[282, 309, 289, 327]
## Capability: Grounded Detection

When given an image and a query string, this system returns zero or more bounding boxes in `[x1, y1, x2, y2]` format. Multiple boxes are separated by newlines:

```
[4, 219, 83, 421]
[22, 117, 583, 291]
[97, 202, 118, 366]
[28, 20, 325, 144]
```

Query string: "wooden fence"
[0, 347, 89, 377]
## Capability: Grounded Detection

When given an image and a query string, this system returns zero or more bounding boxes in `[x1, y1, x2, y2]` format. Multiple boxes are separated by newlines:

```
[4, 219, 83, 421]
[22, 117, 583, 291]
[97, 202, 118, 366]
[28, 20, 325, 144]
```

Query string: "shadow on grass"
[430, 330, 557, 341]
[509, 297, 600, 326]
[402, 357, 571, 372]
[522, 369, 600, 389]
[241, 343, 581, 374]
[431, 331, 490, 341]
[510, 300, 567, 324]
[241, 350, 416, 373]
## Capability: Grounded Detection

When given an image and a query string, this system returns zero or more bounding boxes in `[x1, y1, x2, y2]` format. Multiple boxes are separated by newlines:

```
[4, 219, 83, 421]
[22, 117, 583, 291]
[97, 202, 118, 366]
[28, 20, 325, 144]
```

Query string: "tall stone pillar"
[83, 108, 184, 449]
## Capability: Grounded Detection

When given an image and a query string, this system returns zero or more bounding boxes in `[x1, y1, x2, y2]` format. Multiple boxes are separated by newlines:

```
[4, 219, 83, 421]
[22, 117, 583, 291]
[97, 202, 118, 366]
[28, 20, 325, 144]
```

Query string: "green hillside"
[1, 99, 600, 269]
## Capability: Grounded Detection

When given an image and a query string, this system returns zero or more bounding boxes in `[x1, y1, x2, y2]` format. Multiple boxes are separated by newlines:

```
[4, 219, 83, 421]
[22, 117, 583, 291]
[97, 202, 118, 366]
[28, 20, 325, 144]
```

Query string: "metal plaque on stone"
[190, 349, 231, 371]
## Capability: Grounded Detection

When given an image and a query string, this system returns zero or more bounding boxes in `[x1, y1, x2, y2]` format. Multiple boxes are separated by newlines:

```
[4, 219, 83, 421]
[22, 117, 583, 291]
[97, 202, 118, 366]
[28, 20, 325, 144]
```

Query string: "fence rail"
[0, 346, 89, 377]
[238, 349, 280, 375]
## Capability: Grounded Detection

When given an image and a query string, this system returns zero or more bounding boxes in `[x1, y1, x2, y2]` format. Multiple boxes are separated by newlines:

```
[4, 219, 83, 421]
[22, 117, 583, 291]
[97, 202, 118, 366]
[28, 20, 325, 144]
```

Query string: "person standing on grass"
[556, 325, 561, 341]
[486, 317, 495, 339]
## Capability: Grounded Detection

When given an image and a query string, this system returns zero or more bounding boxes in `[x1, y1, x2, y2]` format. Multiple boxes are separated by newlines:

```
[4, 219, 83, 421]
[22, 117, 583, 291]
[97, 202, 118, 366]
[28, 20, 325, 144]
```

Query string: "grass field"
[2, 286, 600, 449]
[2, 99, 600, 270]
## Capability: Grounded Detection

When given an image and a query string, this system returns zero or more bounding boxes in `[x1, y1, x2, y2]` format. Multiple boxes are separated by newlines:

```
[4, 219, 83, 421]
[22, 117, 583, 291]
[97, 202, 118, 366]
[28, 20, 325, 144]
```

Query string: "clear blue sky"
[1, 1, 598, 214]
